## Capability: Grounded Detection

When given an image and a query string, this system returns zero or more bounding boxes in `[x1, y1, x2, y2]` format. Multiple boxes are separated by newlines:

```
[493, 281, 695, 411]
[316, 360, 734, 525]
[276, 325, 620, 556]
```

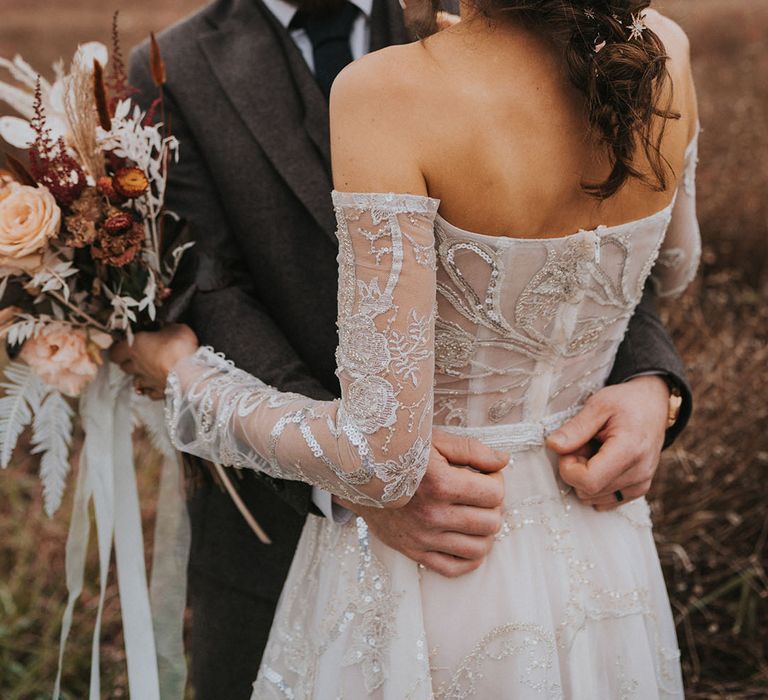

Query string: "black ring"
[614, 490, 625, 503]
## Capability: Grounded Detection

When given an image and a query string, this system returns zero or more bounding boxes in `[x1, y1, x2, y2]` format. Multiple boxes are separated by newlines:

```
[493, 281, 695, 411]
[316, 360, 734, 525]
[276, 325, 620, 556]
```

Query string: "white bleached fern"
[0, 362, 46, 468]
[31, 390, 74, 517]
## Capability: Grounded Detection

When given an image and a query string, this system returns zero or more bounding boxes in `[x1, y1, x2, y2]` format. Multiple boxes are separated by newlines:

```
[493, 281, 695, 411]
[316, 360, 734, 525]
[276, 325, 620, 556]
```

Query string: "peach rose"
[20, 322, 113, 397]
[0, 184, 61, 264]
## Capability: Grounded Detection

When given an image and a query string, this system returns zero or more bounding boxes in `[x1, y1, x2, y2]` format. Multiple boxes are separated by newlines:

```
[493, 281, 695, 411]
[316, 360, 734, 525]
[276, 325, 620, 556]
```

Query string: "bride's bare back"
[331, 8, 698, 239]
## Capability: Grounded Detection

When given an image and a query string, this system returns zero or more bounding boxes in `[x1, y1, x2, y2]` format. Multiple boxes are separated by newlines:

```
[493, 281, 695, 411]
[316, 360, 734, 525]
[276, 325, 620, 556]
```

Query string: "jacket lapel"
[199, 0, 410, 237]
[199, 0, 336, 236]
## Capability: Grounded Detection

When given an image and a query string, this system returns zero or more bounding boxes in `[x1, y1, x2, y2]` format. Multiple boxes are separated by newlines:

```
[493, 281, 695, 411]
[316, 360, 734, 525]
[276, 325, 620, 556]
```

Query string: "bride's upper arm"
[329, 46, 428, 196]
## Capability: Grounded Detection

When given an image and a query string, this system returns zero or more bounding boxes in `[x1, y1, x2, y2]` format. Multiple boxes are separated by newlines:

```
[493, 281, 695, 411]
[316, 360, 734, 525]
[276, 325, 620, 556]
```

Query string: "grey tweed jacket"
[129, 0, 691, 601]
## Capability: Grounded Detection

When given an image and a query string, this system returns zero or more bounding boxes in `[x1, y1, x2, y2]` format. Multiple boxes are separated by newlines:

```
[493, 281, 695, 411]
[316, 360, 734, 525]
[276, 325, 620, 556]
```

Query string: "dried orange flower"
[96, 175, 124, 203]
[113, 167, 149, 199]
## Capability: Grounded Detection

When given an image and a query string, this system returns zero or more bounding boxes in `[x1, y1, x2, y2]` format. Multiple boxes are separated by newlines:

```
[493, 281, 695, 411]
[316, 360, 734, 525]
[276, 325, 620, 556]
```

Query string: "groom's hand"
[337, 430, 509, 578]
[547, 376, 670, 511]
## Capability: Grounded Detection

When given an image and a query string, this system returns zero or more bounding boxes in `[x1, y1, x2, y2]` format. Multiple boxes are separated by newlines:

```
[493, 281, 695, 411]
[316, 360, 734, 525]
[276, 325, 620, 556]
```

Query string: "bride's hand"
[110, 324, 199, 400]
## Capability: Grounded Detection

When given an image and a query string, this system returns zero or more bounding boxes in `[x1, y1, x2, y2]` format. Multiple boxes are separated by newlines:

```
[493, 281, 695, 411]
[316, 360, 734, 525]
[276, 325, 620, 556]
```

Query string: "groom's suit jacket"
[129, 0, 691, 653]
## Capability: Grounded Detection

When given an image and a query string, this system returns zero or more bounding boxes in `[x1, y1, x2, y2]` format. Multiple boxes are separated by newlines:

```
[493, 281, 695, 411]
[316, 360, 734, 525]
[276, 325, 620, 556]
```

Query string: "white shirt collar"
[261, 0, 373, 29]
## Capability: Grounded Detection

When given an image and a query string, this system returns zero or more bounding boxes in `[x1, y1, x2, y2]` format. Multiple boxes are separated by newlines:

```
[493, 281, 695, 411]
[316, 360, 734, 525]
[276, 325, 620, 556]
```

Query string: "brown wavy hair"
[415, 0, 680, 199]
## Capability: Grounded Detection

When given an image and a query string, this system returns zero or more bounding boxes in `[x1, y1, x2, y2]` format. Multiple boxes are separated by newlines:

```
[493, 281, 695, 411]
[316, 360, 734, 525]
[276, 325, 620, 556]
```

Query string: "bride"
[115, 0, 700, 696]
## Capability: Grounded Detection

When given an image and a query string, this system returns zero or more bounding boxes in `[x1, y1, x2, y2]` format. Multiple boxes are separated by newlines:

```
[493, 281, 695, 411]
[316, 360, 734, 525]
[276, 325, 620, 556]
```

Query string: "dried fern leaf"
[31, 389, 74, 517]
[0, 362, 44, 468]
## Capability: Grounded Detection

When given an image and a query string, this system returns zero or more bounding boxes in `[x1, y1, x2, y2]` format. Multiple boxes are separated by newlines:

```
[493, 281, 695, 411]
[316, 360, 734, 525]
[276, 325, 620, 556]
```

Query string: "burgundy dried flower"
[107, 12, 138, 109]
[28, 86, 86, 206]
[35, 152, 87, 207]
[92, 219, 144, 267]
[103, 210, 134, 235]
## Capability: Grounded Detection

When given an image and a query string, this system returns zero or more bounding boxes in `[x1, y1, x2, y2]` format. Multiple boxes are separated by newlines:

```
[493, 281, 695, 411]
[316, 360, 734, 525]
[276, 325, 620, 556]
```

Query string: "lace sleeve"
[165, 192, 439, 507]
[650, 129, 702, 298]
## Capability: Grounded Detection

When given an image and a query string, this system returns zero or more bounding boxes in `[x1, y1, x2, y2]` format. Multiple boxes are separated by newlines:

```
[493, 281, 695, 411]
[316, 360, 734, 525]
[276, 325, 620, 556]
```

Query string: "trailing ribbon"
[53, 361, 189, 699]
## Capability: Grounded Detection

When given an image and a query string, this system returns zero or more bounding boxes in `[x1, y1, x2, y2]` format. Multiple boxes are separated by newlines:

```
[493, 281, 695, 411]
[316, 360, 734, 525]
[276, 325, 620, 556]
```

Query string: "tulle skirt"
[251, 426, 684, 699]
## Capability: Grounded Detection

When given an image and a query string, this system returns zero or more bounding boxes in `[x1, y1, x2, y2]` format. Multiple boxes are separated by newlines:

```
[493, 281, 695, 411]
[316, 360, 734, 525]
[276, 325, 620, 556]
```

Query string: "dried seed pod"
[93, 60, 112, 131]
[150, 33, 167, 87]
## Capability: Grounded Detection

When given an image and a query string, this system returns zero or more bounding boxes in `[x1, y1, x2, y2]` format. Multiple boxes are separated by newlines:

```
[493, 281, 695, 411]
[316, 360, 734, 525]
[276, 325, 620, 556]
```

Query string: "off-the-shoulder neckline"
[332, 190, 441, 209]
[331, 128, 698, 242]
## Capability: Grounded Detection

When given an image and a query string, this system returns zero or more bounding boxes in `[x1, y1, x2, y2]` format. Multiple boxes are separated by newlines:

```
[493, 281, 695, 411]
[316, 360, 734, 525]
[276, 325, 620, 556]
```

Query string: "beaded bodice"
[429, 133, 699, 432]
[433, 205, 670, 430]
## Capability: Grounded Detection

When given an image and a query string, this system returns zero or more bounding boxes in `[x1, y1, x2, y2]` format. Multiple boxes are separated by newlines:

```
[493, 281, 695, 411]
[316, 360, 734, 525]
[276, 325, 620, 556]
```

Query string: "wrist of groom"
[623, 371, 691, 449]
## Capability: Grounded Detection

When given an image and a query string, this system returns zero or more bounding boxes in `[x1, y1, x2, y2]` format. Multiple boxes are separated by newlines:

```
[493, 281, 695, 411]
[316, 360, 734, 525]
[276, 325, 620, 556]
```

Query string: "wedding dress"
[165, 132, 700, 699]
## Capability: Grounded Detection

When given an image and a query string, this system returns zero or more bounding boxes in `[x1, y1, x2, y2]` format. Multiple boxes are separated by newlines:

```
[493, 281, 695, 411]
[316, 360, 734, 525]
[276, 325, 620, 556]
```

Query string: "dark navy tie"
[292, 2, 360, 99]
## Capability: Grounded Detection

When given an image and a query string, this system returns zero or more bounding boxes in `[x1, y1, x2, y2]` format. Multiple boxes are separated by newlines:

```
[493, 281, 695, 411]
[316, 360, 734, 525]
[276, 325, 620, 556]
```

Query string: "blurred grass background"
[0, 0, 766, 697]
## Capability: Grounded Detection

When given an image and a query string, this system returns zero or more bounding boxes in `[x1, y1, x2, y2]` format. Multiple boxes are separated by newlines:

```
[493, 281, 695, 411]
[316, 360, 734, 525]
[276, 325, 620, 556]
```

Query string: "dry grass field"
[0, 0, 766, 698]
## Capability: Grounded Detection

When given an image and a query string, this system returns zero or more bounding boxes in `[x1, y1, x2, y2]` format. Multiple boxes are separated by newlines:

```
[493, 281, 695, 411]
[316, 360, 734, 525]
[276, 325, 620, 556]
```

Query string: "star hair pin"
[627, 12, 649, 41]
[583, 7, 596, 20]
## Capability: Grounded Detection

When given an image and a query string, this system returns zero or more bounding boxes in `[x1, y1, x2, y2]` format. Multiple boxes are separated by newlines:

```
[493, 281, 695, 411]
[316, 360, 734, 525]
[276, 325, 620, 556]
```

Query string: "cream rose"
[20, 323, 113, 397]
[0, 183, 61, 262]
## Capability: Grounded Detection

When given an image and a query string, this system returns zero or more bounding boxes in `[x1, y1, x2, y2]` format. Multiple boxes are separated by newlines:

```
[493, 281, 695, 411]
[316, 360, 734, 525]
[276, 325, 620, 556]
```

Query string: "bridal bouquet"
[0, 19, 190, 700]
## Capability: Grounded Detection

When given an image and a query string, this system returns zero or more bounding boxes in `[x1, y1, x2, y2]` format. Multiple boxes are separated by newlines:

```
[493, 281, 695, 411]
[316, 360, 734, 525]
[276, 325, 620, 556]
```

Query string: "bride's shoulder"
[644, 10, 698, 132]
[644, 10, 692, 65]
[329, 44, 430, 194]
[331, 43, 428, 108]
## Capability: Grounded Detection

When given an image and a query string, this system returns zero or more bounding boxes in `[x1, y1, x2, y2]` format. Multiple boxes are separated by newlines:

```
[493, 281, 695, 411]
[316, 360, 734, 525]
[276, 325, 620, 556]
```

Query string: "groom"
[129, 0, 692, 697]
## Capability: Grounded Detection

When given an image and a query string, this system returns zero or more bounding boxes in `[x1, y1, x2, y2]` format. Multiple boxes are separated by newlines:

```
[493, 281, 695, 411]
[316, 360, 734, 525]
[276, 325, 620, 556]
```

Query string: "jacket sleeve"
[607, 131, 701, 447]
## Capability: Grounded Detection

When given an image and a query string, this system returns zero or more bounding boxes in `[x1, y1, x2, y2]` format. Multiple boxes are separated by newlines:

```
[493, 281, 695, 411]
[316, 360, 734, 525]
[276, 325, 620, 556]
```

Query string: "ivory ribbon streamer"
[53, 362, 189, 699]
[147, 400, 190, 699]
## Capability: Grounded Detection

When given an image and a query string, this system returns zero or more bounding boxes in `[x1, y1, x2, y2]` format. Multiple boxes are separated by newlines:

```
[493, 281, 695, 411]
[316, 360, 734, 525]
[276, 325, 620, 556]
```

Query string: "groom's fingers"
[560, 433, 639, 497]
[446, 505, 503, 537]
[432, 430, 510, 473]
[419, 551, 485, 578]
[547, 397, 609, 454]
[589, 480, 653, 509]
[422, 467, 505, 509]
[418, 503, 502, 537]
[424, 532, 493, 562]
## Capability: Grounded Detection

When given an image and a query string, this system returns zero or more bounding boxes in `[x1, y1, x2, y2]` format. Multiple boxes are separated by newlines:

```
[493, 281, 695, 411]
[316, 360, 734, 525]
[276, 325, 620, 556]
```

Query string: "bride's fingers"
[110, 339, 132, 365]
[133, 376, 151, 394]
[121, 359, 138, 376]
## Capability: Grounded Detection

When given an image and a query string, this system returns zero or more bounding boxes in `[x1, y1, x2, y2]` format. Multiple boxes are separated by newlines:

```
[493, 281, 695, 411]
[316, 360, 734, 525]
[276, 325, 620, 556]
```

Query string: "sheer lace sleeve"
[165, 192, 439, 507]
[650, 129, 702, 298]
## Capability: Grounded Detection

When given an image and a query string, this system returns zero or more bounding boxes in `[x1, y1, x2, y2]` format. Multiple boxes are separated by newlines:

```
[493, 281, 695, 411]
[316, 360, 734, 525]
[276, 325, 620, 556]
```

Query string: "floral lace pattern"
[166, 193, 439, 507]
